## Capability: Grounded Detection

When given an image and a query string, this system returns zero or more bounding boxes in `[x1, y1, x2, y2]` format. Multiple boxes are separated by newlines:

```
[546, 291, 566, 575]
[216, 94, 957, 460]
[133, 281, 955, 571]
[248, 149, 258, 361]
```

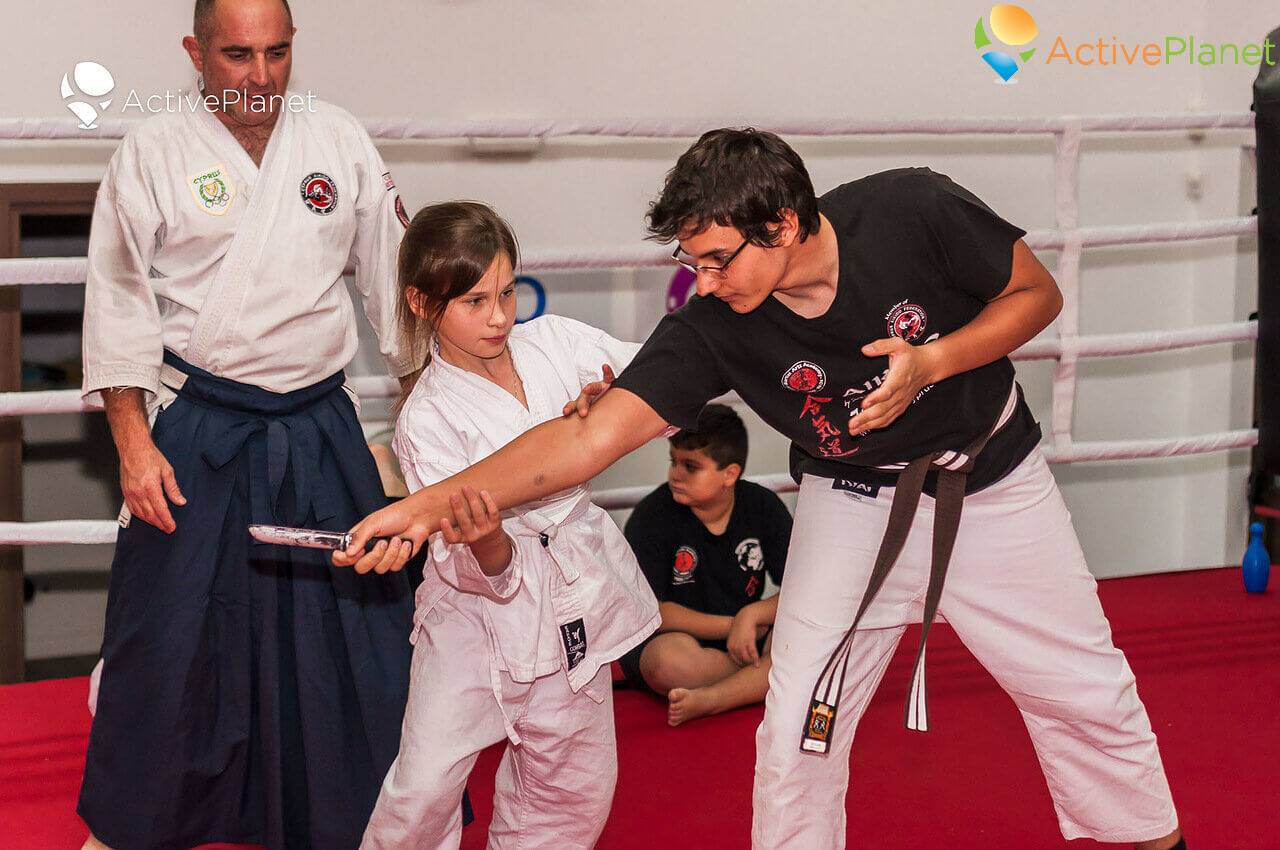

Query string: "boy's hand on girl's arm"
[562, 363, 616, 418]
[438, 486, 512, 576]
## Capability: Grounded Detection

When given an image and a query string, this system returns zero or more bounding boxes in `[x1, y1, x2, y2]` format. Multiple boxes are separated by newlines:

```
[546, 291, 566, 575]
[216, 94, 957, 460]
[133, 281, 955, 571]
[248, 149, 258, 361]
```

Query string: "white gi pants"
[361, 593, 618, 850]
[752, 449, 1178, 849]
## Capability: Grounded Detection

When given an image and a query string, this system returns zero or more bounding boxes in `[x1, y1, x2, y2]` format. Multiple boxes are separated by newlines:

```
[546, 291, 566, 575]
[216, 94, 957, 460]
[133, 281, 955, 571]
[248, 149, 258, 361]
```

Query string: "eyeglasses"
[670, 238, 750, 278]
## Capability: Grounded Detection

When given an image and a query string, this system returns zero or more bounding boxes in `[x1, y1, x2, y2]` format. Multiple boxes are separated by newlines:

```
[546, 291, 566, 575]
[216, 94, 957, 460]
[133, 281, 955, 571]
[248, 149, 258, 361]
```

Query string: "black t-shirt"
[624, 480, 792, 617]
[613, 168, 1042, 494]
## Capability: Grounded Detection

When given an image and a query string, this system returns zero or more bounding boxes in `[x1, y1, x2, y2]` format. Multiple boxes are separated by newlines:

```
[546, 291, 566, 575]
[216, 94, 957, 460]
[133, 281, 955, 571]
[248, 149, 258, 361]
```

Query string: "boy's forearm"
[658, 601, 732, 641]
[399, 389, 664, 529]
[750, 594, 781, 626]
[929, 241, 1062, 384]
[928, 286, 1061, 383]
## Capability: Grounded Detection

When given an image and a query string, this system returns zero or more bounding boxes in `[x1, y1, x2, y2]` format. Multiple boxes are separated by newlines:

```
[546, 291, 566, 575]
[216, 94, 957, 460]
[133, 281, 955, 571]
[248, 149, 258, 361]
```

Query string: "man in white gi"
[77, 1, 423, 848]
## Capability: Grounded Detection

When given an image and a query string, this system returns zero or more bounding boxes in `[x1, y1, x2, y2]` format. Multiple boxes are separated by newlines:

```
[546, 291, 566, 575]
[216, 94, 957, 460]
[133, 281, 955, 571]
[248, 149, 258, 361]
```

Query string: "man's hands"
[562, 364, 615, 418]
[847, 337, 943, 435]
[119, 439, 187, 533]
[103, 388, 186, 534]
[440, 486, 511, 576]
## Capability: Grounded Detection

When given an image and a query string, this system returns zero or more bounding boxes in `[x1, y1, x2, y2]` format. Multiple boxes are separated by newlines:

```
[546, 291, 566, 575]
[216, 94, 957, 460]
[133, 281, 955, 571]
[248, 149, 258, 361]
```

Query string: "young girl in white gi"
[360, 201, 661, 850]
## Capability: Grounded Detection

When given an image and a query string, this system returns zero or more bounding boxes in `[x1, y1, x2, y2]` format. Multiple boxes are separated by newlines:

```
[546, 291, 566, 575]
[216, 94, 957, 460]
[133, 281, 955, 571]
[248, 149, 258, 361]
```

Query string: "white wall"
[6, 1, 1273, 658]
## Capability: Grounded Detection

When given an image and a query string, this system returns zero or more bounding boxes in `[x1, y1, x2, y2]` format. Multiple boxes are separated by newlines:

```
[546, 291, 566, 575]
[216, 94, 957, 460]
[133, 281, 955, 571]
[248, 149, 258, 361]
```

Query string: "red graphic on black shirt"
[886, 301, 928, 341]
[781, 360, 826, 392]
[672, 545, 698, 586]
[746, 575, 760, 597]
[799, 393, 858, 459]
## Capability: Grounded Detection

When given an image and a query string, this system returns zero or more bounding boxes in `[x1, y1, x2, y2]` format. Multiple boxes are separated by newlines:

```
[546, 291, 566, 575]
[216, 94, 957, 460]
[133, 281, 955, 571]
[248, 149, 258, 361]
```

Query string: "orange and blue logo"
[975, 5, 1038, 83]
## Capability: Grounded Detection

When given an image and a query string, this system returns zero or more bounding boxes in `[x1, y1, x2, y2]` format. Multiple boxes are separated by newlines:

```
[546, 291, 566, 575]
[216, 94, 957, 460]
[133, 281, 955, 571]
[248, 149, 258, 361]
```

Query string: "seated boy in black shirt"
[620, 404, 792, 726]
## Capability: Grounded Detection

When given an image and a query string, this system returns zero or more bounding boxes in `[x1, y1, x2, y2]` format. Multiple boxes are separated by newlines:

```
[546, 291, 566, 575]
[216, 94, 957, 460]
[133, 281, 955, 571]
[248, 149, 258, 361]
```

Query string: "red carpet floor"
[2, 567, 1275, 849]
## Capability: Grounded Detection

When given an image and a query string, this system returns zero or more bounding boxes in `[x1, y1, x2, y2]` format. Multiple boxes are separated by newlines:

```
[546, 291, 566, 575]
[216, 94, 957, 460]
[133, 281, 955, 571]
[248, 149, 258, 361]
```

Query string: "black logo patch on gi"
[395, 195, 411, 228]
[781, 360, 826, 392]
[300, 172, 338, 215]
[672, 545, 698, 585]
[886, 300, 928, 341]
[560, 618, 587, 671]
[832, 478, 881, 499]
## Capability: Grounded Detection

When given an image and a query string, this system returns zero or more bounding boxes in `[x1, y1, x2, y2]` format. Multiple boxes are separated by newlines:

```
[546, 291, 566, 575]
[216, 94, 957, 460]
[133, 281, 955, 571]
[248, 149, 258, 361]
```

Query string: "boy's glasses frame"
[670, 238, 750, 278]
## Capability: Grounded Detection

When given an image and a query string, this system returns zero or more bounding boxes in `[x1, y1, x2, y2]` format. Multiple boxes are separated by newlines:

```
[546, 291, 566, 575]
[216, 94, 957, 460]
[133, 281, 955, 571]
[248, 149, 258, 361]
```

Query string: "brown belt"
[800, 416, 1001, 755]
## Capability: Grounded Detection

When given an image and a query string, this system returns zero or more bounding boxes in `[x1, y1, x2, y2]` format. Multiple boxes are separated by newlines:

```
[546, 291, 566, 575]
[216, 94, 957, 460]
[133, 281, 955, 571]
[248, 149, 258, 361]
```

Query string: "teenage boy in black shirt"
[620, 404, 792, 726]
[338, 130, 1183, 850]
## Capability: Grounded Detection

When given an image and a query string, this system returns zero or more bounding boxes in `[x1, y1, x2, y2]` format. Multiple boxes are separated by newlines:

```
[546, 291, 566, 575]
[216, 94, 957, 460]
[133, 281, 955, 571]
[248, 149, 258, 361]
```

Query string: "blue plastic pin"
[1243, 522, 1271, 594]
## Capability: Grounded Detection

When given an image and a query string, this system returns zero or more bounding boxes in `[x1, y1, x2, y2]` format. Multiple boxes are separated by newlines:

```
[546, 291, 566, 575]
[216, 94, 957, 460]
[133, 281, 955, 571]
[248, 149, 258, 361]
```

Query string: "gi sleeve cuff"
[429, 532, 522, 602]
[82, 363, 161, 406]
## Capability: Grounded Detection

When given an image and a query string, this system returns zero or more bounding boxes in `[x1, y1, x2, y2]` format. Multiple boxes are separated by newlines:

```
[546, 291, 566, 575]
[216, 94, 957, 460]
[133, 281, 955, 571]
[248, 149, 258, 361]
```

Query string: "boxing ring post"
[0, 189, 22, 684]
[1252, 27, 1280, 553]
[0, 183, 100, 683]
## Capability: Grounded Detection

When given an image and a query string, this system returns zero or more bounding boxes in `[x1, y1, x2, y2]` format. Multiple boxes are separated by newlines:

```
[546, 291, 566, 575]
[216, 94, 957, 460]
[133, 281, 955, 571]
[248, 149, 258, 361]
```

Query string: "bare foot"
[668, 686, 719, 726]
[82, 835, 115, 850]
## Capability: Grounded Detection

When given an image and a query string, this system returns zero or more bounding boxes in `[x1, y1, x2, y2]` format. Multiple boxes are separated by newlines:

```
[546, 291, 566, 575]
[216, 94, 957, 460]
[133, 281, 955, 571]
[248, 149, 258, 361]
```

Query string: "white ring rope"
[0, 246, 676, 287]
[0, 110, 1261, 543]
[1042, 429, 1258, 464]
[0, 319, 1258, 419]
[0, 218, 1259, 288]
[0, 111, 1255, 142]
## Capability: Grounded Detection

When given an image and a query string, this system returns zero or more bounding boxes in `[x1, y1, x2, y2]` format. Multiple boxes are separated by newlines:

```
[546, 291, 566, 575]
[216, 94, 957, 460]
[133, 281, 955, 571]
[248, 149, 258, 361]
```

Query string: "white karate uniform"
[361, 314, 662, 850]
[752, 449, 1179, 848]
[81, 95, 413, 715]
[81, 93, 415, 408]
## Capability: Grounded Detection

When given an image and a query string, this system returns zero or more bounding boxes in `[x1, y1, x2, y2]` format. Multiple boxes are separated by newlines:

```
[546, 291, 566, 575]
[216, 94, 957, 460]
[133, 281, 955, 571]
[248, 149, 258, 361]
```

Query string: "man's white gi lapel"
[185, 103, 295, 370]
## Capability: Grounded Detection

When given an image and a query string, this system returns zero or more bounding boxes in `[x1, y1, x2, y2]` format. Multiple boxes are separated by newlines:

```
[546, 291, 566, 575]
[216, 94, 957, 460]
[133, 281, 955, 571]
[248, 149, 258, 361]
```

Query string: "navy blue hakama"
[79, 353, 416, 850]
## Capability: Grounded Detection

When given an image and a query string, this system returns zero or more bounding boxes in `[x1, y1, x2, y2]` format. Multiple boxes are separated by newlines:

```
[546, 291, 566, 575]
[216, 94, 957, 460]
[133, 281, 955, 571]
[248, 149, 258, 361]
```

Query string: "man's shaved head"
[194, 0, 293, 44]
[184, 0, 296, 127]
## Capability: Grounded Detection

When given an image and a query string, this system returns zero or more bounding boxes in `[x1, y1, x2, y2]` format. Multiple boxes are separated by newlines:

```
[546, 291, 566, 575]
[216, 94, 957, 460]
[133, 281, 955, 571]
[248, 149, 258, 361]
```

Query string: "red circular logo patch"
[300, 172, 338, 215]
[672, 545, 698, 585]
[887, 302, 927, 341]
[781, 360, 826, 392]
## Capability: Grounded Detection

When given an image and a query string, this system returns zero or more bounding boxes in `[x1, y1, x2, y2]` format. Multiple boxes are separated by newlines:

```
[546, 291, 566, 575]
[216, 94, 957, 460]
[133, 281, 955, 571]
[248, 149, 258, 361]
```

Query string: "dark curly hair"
[646, 128, 820, 247]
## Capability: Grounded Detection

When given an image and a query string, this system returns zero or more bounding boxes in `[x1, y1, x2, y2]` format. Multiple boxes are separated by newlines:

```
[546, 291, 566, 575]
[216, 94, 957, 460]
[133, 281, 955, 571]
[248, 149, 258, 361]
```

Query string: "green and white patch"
[188, 165, 234, 216]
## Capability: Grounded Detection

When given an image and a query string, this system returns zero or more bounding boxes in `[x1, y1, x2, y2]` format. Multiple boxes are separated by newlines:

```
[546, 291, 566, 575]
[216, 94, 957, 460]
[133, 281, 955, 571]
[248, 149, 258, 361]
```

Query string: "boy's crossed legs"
[636, 629, 774, 726]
